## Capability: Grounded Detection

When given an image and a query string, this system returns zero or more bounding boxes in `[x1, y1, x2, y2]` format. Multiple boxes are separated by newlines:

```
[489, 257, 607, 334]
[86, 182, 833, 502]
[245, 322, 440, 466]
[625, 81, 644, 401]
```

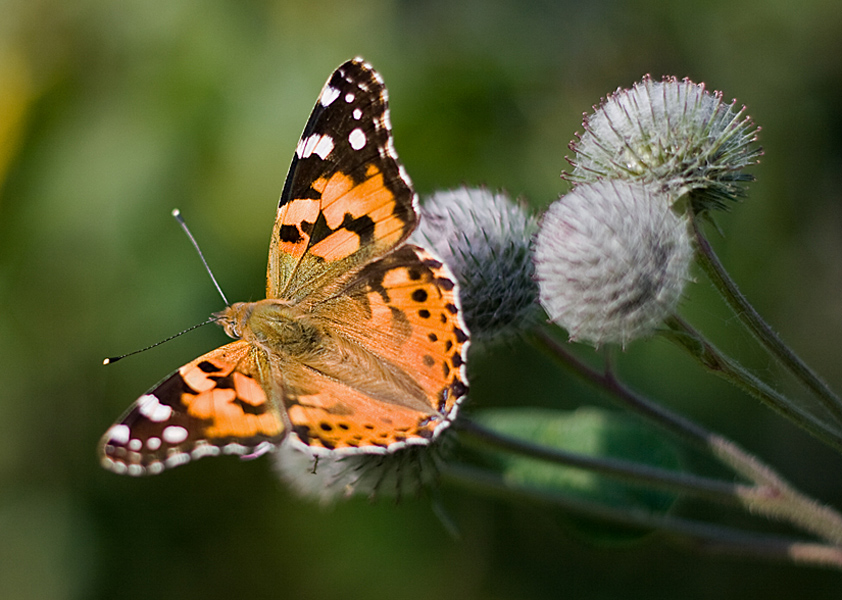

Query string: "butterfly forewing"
[100, 342, 285, 476]
[267, 58, 418, 303]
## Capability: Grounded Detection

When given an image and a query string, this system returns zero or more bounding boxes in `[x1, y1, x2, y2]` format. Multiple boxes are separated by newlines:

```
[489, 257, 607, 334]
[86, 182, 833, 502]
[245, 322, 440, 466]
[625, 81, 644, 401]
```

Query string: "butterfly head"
[216, 299, 325, 358]
[214, 303, 248, 339]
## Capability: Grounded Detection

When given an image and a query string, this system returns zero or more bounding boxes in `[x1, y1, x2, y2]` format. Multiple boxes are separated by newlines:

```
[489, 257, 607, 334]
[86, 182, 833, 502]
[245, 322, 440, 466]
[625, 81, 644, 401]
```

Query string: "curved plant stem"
[456, 418, 746, 505]
[441, 463, 842, 570]
[532, 326, 842, 546]
[662, 315, 842, 453]
[692, 217, 842, 425]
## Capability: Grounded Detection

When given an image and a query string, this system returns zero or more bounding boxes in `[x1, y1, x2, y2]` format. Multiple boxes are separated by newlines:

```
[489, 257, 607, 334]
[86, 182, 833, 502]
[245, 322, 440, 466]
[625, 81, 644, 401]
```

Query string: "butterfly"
[100, 58, 470, 476]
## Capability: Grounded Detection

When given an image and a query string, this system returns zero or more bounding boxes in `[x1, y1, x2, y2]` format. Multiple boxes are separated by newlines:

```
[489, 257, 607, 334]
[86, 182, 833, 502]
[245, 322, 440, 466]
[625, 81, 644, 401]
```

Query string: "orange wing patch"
[307, 244, 470, 431]
[266, 198, 321, 295]
[356, 248, 469, 416]
[309, 165, 409, 262]
[176, 343, 284, 440]
[99, 341, 285, 476]
[179, 368, 282, 440]
[284, 368, 444, 454]
[272, 198, 320, 254]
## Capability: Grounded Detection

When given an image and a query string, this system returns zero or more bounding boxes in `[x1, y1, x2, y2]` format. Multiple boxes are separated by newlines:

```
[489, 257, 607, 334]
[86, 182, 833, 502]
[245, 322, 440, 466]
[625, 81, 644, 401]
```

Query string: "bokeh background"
[2, 0, 842, 598]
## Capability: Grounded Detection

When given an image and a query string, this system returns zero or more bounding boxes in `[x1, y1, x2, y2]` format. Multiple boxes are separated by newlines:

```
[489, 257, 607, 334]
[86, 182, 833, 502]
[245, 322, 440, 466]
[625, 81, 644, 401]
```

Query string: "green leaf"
[474, 407, 684, 544]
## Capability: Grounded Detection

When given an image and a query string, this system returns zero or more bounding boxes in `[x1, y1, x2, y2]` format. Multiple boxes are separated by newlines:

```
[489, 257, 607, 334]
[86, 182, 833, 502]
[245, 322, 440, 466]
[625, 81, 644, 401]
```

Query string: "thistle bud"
[534, 180, 693, 346]
[567, 76, 761, 213]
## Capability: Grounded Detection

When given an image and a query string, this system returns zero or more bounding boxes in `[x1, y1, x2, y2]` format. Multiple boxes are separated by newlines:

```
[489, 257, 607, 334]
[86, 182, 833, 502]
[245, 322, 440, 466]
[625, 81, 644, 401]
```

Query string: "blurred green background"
[2, 0, 842, 598]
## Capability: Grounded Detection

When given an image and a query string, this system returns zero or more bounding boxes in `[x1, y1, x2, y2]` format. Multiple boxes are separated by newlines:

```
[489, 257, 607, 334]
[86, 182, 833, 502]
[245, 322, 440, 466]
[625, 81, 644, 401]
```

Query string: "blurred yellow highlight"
[0, 49, 33, 193]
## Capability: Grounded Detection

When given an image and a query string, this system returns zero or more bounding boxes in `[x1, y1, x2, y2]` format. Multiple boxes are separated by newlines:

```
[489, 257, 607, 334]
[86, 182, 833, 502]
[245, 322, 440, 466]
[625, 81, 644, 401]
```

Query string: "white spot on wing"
[296, 135, 315, 158]
[348, 128, 366, 150]
[107, 424, 130, 445]
[296, 134, 334, 160]
[128, 438, 142, 452]
[223, 443, 248, 455]
[320, 85, 340, 107]
[137, 394, 172, 423]
[191, 443, 221, 459]
[312, 135, 334, 159]
[241, 441, 274, 460]
[165, 452, 191, 468]
[345, 92, 355, 103]
[163, 425, 189, 444]
[352, 108, 362, 120]
[146, 437, 161, 451]
[398, 164, 413, 189]
[102, 457, 127, 474]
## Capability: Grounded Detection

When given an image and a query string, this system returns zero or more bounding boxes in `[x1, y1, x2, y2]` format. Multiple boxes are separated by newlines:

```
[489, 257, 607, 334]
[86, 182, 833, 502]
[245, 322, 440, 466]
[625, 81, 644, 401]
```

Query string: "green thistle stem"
[691, 217, 842, 426]
[534, 327, 709, 445]
[441, 463, 842, 570]
[456, 418, 749, 505]
[532, 326, 842, 546]
[662, 315, 842, 454]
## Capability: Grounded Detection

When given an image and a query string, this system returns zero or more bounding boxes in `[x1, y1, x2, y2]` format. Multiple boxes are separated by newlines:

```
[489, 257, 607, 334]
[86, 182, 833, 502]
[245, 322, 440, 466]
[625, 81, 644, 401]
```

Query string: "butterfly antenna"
[172, 208, 230, 306]
[103, 316, 220, 365]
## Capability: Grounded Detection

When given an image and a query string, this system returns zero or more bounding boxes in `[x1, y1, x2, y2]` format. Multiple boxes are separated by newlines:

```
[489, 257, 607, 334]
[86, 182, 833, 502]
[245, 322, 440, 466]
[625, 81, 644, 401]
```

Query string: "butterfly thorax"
[216, 300, 323, 360]
[216, 299, 437, 415]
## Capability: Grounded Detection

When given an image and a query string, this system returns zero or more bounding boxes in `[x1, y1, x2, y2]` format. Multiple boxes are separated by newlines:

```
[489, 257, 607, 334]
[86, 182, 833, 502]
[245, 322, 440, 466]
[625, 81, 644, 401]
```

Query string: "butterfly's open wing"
[281, 245, 470, 455]
[266, 58, 417, 304]
[99, 341, 285, 476]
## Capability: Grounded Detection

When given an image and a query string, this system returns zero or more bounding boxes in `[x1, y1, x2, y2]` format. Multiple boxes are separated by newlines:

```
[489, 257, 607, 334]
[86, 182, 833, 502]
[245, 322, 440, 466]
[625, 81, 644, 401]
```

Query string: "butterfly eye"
[214, 304, 251, 340]
[214, 314, 240, 339]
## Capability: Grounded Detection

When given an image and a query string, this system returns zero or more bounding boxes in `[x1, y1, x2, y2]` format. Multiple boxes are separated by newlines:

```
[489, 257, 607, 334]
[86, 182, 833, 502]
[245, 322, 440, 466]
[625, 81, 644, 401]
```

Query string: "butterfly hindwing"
[350, 245, 469, 420]
[267, 58, 417, 304]
[100, 341, 285, 476]
[274, 245, 469, 455]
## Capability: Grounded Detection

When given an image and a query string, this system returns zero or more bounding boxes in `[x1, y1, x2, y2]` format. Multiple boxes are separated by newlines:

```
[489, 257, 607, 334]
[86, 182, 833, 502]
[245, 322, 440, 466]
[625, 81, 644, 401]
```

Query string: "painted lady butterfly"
[100, 58, 470, 476]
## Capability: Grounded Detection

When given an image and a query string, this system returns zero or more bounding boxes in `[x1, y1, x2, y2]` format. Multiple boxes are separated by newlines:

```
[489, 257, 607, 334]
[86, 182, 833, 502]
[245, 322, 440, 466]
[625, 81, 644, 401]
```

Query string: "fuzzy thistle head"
[412, 187, 540, 344]
[274, 440, 448, 504]
[534, 180, 694, 347]
[567, 76, 762, 214]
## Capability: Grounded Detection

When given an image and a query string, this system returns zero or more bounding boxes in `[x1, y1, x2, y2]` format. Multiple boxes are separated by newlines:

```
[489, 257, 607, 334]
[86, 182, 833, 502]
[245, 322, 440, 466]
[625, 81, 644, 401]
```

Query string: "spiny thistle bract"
[567, 76, 762, 214]
[274, 438, 448, 504]
[534, 180, 694, 347]
[412, 187, 539, 343]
